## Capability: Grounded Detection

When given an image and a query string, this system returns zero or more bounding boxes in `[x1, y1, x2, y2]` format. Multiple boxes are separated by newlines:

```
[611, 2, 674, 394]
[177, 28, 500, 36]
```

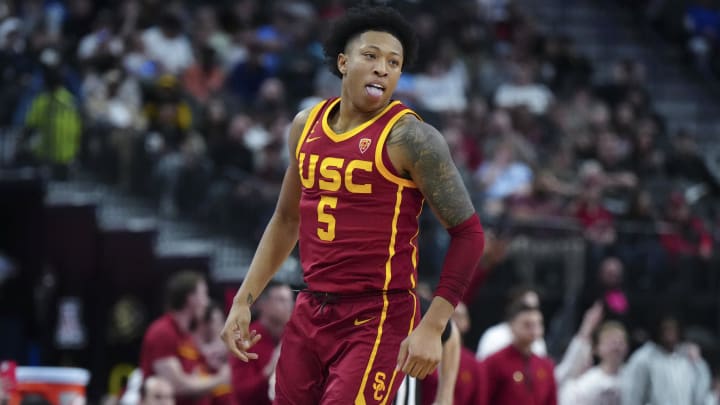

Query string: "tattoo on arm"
[387, 116, 475, 227]
[246, 293, 254, 305]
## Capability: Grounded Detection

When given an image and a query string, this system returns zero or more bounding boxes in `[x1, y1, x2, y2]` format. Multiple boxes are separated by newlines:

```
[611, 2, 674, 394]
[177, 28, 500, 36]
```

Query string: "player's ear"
[337, 53, 347, 76]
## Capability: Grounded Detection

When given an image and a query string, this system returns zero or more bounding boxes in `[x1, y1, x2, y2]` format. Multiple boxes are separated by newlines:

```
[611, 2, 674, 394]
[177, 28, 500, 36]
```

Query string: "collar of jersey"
[321, 98, 401, 142]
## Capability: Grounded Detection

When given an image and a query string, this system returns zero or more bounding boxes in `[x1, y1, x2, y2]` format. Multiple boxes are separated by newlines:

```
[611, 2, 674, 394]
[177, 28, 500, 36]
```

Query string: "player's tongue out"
[365, 84, 384, 99]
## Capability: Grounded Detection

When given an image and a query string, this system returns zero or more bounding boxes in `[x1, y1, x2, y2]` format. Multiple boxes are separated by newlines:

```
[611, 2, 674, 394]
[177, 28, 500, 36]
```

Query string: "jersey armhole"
[375, 109, 420, 188]
[294, 100, 327, 159]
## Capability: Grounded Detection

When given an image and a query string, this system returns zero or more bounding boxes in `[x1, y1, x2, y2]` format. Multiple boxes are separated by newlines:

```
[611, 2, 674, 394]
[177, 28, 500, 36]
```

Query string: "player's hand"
[396, 323, 442, 379]
[220, 304, 261, 362]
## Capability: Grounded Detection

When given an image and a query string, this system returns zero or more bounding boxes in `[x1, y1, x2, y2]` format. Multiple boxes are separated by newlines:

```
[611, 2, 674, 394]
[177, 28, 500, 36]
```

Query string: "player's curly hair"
[323, 5, 417, 78]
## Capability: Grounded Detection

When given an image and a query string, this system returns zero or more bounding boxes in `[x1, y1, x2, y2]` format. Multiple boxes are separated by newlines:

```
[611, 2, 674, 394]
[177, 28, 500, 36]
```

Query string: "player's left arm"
[387, 115, 484, 379]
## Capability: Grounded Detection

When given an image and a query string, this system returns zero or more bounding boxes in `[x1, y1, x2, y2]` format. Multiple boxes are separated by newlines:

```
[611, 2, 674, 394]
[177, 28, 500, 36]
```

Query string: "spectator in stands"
[622, 312, 712, 405]
[182, 46, 225, 106]
[230, 281, 293, 405]
[193, 302, 231, 405]
[659, 191, 714, 292]
[139, 271, 229, 405]
[82, 67, 143, 187]
[203, 111, 256, 232]
[540, 35, 592, 94]
[141, 12, 194, 76]
[665, 129, 718, 190]
[559, 321, 628, 405]
[494, 62, 554, 115]
[225, 40, 273, 106]
[684, 1, 720, 76]
[480, 301, 558, 405]
[76, 9, 124, 67]
[617, 190, 667, 290]
[19, 52, 82, 179]
[554, 302, 605, 387]
[477, 286, 547, 360]
[140, 375, 175, 405]
[412, 37, 469, 114]
[573, 164, 616, 268]
[594, 131, 638, 191]
[475, 139, 534, 217]
[579, 257, 630, 327]
[630, 118, 665, 177]
[595, 59, 647, 108]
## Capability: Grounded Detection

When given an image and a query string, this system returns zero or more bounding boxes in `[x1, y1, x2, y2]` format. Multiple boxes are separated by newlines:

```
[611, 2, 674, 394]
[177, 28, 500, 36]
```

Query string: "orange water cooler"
[9, 367, 90, 405]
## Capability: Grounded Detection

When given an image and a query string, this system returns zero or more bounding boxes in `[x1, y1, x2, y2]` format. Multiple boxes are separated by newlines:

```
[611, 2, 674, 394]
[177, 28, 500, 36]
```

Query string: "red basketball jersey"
[295, 98, 424, 294]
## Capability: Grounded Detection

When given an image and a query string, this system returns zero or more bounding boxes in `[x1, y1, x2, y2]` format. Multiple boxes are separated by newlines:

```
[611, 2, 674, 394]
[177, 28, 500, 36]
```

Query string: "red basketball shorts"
[273, 289, 419, 404]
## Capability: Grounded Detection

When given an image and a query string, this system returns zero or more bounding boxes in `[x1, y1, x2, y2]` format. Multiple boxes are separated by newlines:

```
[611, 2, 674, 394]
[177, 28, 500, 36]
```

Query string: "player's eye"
[364, 53, 376, 59]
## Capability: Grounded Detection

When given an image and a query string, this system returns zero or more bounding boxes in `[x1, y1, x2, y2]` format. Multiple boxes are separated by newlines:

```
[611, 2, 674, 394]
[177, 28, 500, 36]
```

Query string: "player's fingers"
[419, 361, 436, 380]
[396, 340, 409, 371]
[228, 343, 250, 362]
[248, 332, 262, 347]
[401, 352, 419, 375]
[406, 361, 423, 378]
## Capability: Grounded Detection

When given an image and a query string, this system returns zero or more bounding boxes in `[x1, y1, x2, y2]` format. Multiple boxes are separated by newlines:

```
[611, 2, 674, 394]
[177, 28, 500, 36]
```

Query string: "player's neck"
[331, 89, 388, 133]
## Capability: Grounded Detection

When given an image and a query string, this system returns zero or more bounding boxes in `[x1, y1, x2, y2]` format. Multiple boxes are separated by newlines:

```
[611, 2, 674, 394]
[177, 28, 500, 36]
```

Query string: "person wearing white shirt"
[560, 321, 628, 405]
[141, 13, 194, 76]
[622, 314, 712, 405]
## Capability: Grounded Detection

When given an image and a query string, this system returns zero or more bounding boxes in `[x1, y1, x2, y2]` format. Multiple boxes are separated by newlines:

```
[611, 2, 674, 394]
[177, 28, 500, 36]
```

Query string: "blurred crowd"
[1, 0, 720, 403]
[634, 0, 720, 80]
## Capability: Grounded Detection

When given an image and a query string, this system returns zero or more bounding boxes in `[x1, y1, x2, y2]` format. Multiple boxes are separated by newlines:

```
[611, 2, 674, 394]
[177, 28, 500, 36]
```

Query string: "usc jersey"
[295, 98, 424, 294]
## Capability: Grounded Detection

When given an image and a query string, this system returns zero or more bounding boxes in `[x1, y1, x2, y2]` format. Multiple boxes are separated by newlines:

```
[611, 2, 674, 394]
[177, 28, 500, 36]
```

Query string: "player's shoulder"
[288, 100, 327, 151]
[291, 98, 328, 130]
[388, 113, 442, 145]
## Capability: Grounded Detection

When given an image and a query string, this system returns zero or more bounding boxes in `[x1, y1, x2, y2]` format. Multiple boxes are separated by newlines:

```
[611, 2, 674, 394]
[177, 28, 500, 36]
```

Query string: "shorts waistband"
[296, 289, 413, 303]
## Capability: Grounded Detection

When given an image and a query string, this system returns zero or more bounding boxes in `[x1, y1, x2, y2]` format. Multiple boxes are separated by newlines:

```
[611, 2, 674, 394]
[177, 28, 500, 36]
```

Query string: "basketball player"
[221, 6, 485, 404]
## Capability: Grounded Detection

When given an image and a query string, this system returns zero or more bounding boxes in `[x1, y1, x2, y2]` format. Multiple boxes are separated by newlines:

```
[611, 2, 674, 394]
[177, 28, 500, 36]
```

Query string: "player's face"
[337, 30, 403, 112]
[510, 310, 544, 349]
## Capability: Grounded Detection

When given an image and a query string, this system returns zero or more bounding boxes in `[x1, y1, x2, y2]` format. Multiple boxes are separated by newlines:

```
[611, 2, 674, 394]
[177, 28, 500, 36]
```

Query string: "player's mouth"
[365, 83, 385, 98]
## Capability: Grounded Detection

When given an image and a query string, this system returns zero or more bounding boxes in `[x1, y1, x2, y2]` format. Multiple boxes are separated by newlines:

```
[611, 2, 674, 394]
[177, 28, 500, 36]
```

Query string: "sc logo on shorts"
[372, 371, 387, 401]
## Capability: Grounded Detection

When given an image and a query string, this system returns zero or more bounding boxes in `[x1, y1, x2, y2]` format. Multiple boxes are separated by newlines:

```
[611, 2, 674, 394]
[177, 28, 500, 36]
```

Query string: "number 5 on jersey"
[317, 195, 337, 241]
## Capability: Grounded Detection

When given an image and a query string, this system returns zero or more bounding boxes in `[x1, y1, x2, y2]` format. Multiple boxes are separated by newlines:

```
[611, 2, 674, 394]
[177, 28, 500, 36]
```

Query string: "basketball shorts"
[273, 289, 419, 404]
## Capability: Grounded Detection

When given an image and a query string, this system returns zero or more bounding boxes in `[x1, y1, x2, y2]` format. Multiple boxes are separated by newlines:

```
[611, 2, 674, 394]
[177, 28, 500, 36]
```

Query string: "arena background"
[1, 0, 720, 402]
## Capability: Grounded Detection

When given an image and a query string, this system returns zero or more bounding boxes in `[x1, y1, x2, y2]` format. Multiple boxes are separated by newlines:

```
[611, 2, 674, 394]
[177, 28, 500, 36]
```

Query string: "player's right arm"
[221, 107, 309, 361]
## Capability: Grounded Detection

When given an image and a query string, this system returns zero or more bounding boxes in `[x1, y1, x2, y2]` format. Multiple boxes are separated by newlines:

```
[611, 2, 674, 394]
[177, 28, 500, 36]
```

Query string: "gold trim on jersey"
[295, 101, 327, 159]
[355, 185, 404, 405]
[380, 289, 418, 405]
[408, 202, 424, 288]
[375, 110, 420, 188]
[322, 98, 402, 142]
